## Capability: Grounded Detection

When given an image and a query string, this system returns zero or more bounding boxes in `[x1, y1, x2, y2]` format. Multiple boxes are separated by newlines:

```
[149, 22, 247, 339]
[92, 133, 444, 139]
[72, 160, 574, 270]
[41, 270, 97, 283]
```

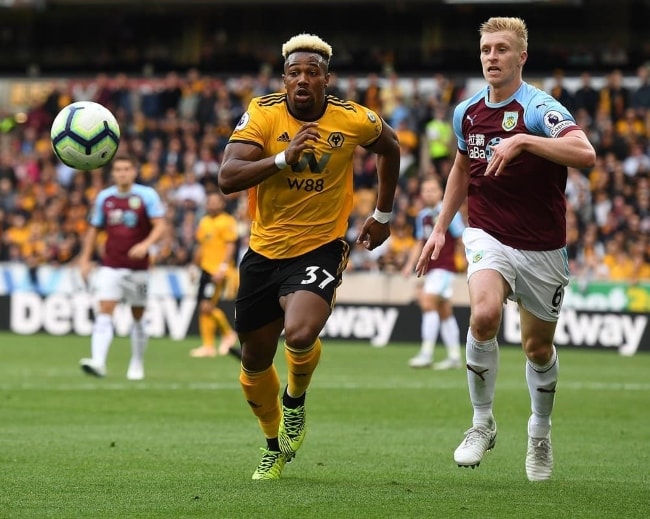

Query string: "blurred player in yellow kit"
[190, 191, 239, 358]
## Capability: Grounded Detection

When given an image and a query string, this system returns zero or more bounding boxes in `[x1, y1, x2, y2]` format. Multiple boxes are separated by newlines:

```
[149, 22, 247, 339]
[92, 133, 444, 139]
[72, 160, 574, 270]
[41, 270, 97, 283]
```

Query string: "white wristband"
[372, 208, 393, 224]
[274, 151, 288, 169]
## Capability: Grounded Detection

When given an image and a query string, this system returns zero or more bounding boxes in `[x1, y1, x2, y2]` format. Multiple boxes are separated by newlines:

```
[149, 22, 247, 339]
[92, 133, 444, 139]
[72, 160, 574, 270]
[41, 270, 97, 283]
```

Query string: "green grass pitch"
[1, 331, 648, 518]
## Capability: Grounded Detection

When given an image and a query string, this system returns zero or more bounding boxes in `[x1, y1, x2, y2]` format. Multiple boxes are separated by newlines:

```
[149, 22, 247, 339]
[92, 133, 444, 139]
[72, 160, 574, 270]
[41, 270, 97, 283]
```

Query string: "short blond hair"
[281, 33, 333, 64]
[480, 17, 528, 52]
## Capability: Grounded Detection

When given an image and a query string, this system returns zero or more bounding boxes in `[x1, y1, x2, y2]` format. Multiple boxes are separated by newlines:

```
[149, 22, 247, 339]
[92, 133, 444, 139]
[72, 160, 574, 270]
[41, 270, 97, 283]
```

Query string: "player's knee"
[470, 307, 501, 340]
[283, 325, 319, 350]
[524, 340, 554, 365]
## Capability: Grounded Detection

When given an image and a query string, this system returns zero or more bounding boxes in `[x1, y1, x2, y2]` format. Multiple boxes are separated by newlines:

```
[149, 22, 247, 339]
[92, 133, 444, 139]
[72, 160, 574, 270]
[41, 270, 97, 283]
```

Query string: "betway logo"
[321, 305, 399, 345]
[503, 304, 648, 355]
[10, 293, 196, 340]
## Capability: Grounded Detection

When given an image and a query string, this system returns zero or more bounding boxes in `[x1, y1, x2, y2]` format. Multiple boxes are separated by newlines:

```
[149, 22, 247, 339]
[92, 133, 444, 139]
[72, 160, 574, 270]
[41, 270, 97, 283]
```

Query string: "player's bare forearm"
[375, 155, 400, 212]
[526, 130, 596, 169]
[488, 130, 595, 176]
[436, 155, 470, 230]
[219, 155, 283, 193]
[78, 226, 99, 263]
[141, 218, 167, 249]
[77, 226, 99, 279]
[220, 124, 321, 194]
[223, 242, 236, 265]
[402, 241, 424, 276]
[370, 122, 400, 212]
[415, 231, 445, 277]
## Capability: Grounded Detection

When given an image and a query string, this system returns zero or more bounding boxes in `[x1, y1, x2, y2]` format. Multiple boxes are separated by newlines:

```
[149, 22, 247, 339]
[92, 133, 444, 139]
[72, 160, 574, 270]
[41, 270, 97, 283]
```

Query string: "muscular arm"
[356, 121, 401, 250]
[218, 142, 278, 194]
[219, 122, 321, 194]
[77, 225, 99, 280]
[366, 121, 401, 213]
[485, 129, 596, 176]
[434, 151, 470, 233]
[79, 226, 99, 264]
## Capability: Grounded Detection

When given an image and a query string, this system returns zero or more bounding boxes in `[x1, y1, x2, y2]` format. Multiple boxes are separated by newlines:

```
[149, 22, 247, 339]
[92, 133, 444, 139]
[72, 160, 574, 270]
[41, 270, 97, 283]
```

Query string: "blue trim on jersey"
[453, 81, 577, 151]
[90, 184, 165, 227]
[414, 207, 435, 240]
[448, 211, 465, 238]
[415, 202, 465, 240]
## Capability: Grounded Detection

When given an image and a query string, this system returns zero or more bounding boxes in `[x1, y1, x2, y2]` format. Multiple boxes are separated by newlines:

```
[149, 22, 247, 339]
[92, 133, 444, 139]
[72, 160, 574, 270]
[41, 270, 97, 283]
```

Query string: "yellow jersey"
[195, 212, 238, 274]
[229, 93, 383, 259]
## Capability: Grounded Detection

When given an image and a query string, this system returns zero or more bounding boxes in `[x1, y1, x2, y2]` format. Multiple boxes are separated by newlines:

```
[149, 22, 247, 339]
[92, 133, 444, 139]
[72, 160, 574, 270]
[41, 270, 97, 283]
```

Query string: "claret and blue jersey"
[90, 184, 165, 270]
[453, 81, 580, 251]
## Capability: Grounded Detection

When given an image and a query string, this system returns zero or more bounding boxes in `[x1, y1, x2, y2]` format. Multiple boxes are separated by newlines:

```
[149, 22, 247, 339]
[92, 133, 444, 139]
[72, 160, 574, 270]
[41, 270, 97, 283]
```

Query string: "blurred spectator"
[395, 119, 418, 169]
[631, 64, 650, 117]
[575, 222, 607, 283]
[566, 167, 592, 225]
[326, 72, 345, 99]
[622, 140, 650, 178]
[424, 105, 454, 178]
[378, 210, 415, 273]
[343, 76, 362, 103]
[599, 69, 630, 124]
[574, 71, 600, 121]
[0, 177, 16, 212]
[172, 170, 206, 214]
[550, 69, 575, 114]
[360, 73, 382, 114]
[615, 108, 646, 143]
[381, 72, 405, 124]
[158, 71, 183, 116]
[594, 119, 629, 160]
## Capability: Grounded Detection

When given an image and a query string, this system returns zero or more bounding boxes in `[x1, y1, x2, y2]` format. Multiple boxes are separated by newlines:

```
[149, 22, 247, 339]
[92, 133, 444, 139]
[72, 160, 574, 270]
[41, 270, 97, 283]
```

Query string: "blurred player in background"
[78, 154, 166, 380]
[403, 175, 464, 370]
[189, 190, 239, 358]
[416, 17, 596, 481]
[219, 33, 400, 480]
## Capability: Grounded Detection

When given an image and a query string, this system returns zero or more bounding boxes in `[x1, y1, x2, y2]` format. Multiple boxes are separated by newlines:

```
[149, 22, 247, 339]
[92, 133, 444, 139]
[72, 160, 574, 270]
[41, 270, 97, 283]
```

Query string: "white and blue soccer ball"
[50, 101, 120, 170]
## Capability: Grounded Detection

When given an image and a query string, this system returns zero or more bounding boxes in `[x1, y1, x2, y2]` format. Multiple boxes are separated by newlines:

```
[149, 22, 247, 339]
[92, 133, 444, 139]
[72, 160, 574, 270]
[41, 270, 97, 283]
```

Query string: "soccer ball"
[50, 101, 120, 170]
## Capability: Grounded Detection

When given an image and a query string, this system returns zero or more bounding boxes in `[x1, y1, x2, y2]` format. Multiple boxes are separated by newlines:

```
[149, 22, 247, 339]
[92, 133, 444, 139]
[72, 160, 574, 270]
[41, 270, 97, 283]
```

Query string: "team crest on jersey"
[235, 112, 250, 131]
[327, 132, 344, 148]
[129, 196, 141, 209]
[472, 251, 483, 263]
[366, 111, 376, 123]
[502, 111, 518, 132]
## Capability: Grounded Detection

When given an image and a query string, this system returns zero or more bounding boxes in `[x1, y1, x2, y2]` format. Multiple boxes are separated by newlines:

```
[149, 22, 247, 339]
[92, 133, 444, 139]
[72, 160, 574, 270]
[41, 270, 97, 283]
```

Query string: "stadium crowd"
[0, 66, 649, 286]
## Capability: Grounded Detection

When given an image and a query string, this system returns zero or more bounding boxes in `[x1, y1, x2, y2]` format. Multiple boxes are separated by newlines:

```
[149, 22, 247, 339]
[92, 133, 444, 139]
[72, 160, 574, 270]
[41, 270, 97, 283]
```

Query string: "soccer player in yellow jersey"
[219, 33, 401, 480]
[189, 191, 239, 358]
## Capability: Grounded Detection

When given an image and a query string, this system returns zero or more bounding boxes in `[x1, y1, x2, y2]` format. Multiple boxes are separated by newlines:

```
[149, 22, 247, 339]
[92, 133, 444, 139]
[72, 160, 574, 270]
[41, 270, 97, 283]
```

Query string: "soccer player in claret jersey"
[416, 17, 596, 481]
[189, 191, 239, 358]
[78, 154, 166, 381]
[402, 175, 465, 370]
[219, 33, 400, 480]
